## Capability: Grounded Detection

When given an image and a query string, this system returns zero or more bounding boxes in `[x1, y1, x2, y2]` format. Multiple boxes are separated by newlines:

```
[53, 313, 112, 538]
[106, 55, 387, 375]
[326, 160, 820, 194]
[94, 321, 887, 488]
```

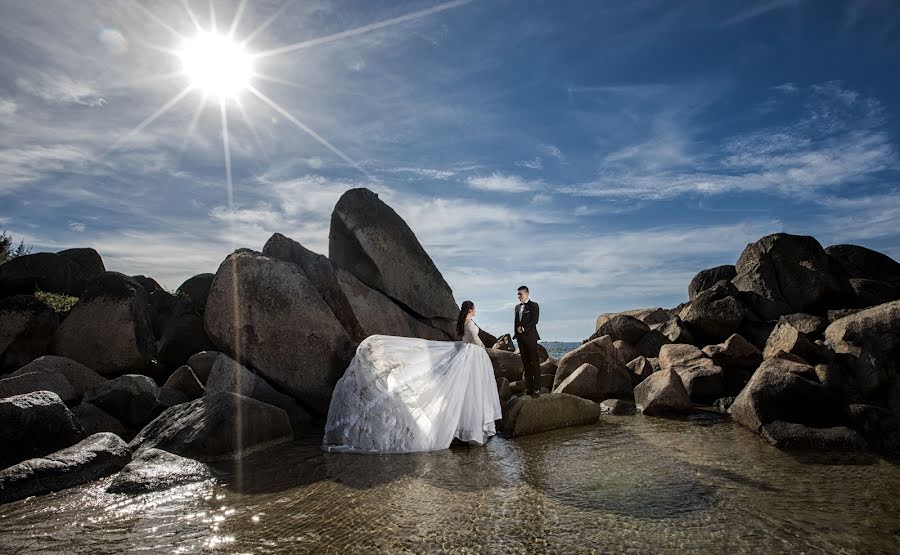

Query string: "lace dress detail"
[462, 319, 485, 347]
[323, 335, 502, 453]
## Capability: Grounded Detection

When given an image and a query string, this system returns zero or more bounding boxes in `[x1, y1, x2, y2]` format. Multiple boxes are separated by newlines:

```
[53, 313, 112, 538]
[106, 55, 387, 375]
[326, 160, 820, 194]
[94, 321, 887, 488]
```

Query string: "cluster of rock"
[3, 187, 899, 503]
[543, 234, 899, 455]
[0, 188, 463, 503]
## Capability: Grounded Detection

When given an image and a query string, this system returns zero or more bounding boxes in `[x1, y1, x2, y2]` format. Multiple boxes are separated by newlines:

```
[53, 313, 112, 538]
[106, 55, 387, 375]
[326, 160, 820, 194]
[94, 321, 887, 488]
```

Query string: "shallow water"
[1, 415, 899, 554]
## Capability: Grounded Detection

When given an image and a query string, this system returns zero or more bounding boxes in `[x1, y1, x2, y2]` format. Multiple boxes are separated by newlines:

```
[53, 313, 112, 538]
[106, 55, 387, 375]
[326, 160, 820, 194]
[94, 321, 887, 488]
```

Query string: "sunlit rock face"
[204, 250, 354, 414]
[0, 432, 131, 504]
[129, 391, 292, 462]
[732, 233, 854, 314]
[328, 188, 459, 337]
[50, 272, 157, 375]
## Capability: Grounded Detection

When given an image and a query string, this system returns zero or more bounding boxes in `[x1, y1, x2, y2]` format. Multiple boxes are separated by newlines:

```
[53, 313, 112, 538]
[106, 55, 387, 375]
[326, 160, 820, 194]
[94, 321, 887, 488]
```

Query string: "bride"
[322, 301, 503, 453]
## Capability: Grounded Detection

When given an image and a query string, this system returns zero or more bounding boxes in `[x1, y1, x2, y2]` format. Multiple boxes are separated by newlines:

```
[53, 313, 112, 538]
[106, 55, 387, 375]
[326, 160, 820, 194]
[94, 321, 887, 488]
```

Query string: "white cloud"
[16, 73, 106, 107]
[771, 82, 798, 94]
[467, 172, 541, 193]
[563, 83, 896, 201]
[515, 157, 543, 170]
[391, 167, 457, 180]
[68, 221, 86, 232]
[0, 98, 16, 117]
[538, 143, 565, 160]
[724, 0, 802, 26]
[0, 144, 91, 192]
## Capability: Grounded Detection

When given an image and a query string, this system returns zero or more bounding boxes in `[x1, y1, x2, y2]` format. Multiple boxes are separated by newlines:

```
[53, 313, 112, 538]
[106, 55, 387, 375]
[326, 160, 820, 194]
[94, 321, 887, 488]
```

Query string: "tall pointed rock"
[328, 188, 458, 336]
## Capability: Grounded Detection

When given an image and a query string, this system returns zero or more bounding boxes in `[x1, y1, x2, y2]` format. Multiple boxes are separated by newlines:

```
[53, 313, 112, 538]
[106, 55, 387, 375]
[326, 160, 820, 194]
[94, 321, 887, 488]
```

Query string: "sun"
[177, 30, 253, 99]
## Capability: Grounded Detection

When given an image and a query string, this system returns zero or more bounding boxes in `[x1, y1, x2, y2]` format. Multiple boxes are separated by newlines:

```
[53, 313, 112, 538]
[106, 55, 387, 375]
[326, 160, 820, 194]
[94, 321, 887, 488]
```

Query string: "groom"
[513, 285, 541, 397]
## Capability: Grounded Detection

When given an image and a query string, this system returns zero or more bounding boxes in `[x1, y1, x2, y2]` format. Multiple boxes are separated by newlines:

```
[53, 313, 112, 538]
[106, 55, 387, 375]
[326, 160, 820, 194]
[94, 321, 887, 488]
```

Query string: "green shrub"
[34, 289, 79, 317]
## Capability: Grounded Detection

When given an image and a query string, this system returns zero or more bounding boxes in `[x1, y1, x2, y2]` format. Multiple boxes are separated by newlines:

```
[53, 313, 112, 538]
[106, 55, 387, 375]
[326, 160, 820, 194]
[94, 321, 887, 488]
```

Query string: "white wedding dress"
[322, 320, 503, 453]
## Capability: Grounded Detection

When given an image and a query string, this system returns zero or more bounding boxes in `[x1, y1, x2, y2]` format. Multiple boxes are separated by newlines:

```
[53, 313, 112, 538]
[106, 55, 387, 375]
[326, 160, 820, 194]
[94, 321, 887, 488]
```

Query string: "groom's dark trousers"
[514, 301, 541, 393]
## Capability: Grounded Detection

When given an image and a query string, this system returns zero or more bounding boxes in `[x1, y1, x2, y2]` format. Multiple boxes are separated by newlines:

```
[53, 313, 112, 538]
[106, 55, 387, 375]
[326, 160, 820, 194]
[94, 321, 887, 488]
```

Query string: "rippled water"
[2, 414, 899, 554]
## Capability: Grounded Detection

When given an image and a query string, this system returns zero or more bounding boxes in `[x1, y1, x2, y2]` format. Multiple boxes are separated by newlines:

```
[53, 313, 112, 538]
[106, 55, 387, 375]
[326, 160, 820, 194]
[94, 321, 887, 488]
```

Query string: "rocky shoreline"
[1, 187, 899, 504]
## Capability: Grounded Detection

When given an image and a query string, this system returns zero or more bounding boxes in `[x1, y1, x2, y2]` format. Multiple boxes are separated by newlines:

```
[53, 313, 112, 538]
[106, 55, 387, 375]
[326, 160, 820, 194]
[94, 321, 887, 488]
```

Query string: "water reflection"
[1, 417, 899, 553]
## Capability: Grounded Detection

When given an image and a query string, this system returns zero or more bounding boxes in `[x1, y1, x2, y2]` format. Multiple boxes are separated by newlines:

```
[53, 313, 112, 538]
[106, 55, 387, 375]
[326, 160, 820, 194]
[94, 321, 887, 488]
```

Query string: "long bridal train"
[323, 335, 503, 454]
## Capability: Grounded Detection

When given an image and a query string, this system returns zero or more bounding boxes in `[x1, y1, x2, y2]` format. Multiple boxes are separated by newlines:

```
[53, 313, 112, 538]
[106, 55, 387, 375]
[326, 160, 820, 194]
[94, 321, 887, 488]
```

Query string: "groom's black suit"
[514, 300, 541, 394]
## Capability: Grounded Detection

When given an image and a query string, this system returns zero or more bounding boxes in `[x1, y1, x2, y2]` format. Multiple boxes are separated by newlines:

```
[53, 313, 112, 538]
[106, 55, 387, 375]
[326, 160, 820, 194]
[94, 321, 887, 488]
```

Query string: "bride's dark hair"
[456, 301, 475, 338]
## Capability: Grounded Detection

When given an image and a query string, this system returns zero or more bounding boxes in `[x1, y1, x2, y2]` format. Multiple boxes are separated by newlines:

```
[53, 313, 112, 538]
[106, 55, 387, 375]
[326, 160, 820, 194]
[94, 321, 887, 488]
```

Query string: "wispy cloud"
[68, 221, 86, 232]
[467, 172, 541, 193]
[723, 0, 803, 26]
[16, 72, 106, 107]
[515, 157, 543, 170]
[538, 143, 565, 161]
[0, 145, 91, 192]
[563, 82, 895, 200]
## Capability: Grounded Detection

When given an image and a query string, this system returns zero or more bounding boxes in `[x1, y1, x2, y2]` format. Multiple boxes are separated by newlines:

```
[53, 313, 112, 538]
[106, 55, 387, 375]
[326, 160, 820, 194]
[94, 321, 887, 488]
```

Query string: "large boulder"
[824, 300, 900, 346]
[82, 375, 159, 428]
[587, 314, 649, 344]
[759, 421, 867, 451]
[635, 329, 671, 359]
[730, 358, 846, 437]
[157, 296, 214, 368]
[205, 354, 311, 430]
[492, 334, 515, 352]
[736, 290, 794, 321]
[129, 392, 293, 462]
[50, 272, 156, 375]
[732, 233, 853, 313]
[736, 319, 777, 351]
[0, 371, 76, 405]
[501, 393, 601, 437]
[689, 264, 737, 300]
[328, 188, 459, 336]
[658, 344, 725, 403]
[702, 334, 762, 394]
[553, 336, 627, 390]
[333, 267, 447, 340]
[10, 356, 105, 402]
[596, 307, 669, 330]
[552, 362, 632, 402]
[71, 402, 128, 439]
[679, 280, 749, 345]
[204, 250, 354, 414]
[186, 351, 220, 384]
[0, 295, 59, 373]
[823, 300, 900, 397]
[262, 232, 367, 341]
[825, 244, 900, 287]
[106, 448, 212, 494]
[848, 278, 900, 307]
[763, 318, 833, 364]
[162, 365, 204, 400]
[633, 369, 692, 416]
[656, 316, 694, 344]
[0, 391, 85, 469]
[176, 273, 215, 315]
[612, 340, 640, 367]
[779, 313, 829, 337]
[0, 432, 130, 504]
[0, 248, 104, 297]
[627, 356, 656, 385]
[131, 275, 178, 339]
[487, 348, 524, 382]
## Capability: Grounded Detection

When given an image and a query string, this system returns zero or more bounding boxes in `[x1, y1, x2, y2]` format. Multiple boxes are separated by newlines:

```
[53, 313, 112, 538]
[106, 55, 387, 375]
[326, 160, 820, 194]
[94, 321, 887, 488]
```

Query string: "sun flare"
[178, 31, 253, 99]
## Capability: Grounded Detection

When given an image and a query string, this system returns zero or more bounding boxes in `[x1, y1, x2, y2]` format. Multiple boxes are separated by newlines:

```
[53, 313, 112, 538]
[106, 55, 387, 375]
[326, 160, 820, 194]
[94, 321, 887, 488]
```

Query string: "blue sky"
[1, 0, 899, 340]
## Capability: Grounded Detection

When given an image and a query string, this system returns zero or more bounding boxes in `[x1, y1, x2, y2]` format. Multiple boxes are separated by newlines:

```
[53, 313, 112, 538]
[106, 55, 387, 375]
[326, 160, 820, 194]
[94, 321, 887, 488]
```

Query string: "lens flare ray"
[248, 85, 373, 180]
[255, 0, 472, 59]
